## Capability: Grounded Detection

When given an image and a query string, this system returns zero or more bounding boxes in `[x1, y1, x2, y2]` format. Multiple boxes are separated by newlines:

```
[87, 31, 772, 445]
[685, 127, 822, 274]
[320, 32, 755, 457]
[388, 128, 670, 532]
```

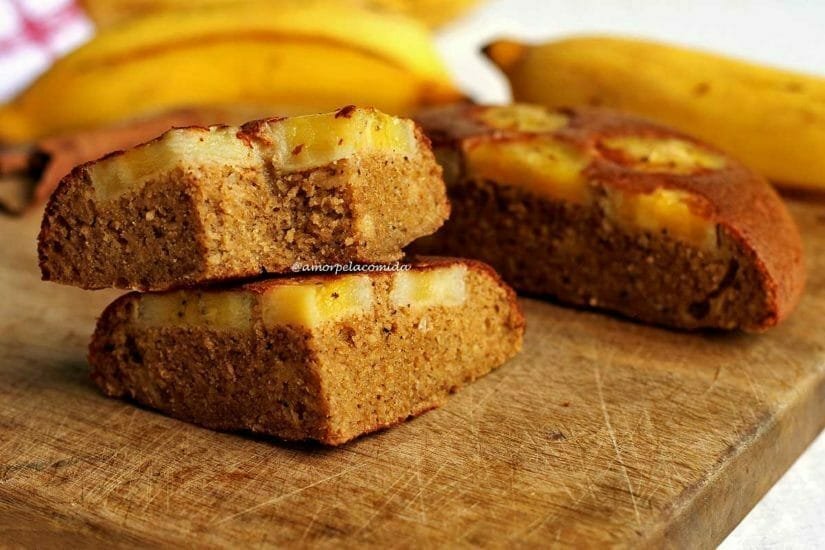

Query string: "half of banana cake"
[89, 258, 524, 445]
[39, 106, 449, 291]
[414, 104, 805, 331]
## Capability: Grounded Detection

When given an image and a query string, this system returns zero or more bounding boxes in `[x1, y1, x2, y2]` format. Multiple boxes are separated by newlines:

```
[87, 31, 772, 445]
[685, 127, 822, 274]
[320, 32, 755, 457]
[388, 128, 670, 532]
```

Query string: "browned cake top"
[49, 105, 431, 203]
[416, 103, 805, 326]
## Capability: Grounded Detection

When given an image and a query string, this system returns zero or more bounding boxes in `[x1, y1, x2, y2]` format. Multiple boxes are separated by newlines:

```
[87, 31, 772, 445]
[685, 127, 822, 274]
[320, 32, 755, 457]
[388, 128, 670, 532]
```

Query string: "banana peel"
[485, 35, 825, 191]
[0, 1, 464, 143]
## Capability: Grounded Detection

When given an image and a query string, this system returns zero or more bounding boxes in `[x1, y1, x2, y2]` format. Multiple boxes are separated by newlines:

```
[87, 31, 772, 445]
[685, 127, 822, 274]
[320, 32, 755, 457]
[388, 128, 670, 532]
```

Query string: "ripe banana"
[78, 0, 482, 29]
[362, 0, 481, 28]
[0, 1, 463, 143]
[78, 0, 242, 28]
[484, 36, 825, 191]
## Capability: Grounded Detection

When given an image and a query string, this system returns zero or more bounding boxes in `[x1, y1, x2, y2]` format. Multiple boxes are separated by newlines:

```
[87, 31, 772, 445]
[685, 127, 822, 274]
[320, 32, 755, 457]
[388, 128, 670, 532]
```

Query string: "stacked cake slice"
[40, 106, 525, 445]
[40, 106, 450, 290]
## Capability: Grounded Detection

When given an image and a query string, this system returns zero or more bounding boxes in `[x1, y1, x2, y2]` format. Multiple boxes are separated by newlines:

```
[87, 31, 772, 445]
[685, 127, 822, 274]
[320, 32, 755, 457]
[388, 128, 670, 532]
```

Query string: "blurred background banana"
[485, 35, 825, 191]
[78, 0, 482, 30]
[0, 1, 465, 144]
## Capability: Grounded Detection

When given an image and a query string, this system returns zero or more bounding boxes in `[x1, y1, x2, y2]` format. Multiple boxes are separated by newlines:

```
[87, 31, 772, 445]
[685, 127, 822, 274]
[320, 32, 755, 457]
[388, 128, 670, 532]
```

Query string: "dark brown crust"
[415, 104, 805, 330]
[334, 105, 357, 119]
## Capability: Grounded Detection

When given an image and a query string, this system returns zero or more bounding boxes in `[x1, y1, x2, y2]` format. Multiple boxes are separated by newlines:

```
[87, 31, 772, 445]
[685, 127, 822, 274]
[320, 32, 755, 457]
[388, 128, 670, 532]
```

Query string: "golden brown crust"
[415, 104, 805, 330]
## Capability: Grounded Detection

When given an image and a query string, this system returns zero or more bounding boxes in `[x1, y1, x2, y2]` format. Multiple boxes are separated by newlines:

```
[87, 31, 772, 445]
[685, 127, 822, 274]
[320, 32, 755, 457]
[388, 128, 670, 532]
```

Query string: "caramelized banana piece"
[414, 104, 804, 331]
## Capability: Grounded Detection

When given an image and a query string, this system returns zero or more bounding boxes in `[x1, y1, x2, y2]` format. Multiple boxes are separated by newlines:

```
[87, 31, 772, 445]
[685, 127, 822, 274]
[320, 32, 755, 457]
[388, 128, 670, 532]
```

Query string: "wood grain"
[1, 199, 824, 548]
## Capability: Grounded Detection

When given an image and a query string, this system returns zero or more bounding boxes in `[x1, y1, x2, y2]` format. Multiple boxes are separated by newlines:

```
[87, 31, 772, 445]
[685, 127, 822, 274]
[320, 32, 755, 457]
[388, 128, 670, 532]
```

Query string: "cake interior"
[418, 178, 768, 330]
[90, 263, 523, 444]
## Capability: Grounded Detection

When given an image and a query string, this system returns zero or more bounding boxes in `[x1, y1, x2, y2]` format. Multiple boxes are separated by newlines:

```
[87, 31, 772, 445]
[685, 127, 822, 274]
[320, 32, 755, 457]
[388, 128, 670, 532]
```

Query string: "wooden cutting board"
[2, 199, 824, 549]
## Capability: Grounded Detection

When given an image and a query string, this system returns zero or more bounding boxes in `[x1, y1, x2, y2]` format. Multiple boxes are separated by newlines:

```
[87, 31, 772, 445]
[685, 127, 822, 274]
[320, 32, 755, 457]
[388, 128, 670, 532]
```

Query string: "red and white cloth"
[0, 0, 92, 101]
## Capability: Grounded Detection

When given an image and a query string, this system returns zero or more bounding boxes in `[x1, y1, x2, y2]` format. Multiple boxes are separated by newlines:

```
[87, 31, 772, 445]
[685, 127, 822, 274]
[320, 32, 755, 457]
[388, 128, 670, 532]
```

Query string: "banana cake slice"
[89, 258, 524, 445]
[39, 106, 449, 291]
[414, 104, 805, 331]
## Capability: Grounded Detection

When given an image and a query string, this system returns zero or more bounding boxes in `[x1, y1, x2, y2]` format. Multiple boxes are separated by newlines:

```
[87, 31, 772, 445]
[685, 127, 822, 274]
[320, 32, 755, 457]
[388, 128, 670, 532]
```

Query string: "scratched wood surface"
[1, 199, 824, 549]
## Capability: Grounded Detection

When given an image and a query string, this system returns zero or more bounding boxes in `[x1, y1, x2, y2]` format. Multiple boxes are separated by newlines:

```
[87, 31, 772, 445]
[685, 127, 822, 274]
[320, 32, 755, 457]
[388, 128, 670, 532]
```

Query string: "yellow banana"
[0, 1, 463, 143]
[351, 0, 482, 28]
[484, 36, 825, 191]
[78, 0, 241, 27]
[78, 0, 482, 29]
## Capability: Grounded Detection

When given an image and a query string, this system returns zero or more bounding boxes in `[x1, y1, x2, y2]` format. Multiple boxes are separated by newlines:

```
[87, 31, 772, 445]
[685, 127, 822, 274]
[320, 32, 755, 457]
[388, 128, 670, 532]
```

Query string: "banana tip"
[482, 39, 527, 72]
[419, 81, 470, 107]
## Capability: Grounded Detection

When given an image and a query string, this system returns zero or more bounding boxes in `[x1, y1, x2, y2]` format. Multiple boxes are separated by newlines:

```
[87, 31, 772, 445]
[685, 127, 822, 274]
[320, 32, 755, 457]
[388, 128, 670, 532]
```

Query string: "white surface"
[723, 430, 825, 549]
[0, 0, 93, 100]
[435, 1, 825, 547]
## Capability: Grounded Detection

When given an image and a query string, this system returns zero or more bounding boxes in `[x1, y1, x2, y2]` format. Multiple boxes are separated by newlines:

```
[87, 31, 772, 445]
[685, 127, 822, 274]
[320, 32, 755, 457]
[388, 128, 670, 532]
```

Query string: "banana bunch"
[484, 36, 825, 191]
[78, 0, 482, 29]
[0, 1, 463, 144]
